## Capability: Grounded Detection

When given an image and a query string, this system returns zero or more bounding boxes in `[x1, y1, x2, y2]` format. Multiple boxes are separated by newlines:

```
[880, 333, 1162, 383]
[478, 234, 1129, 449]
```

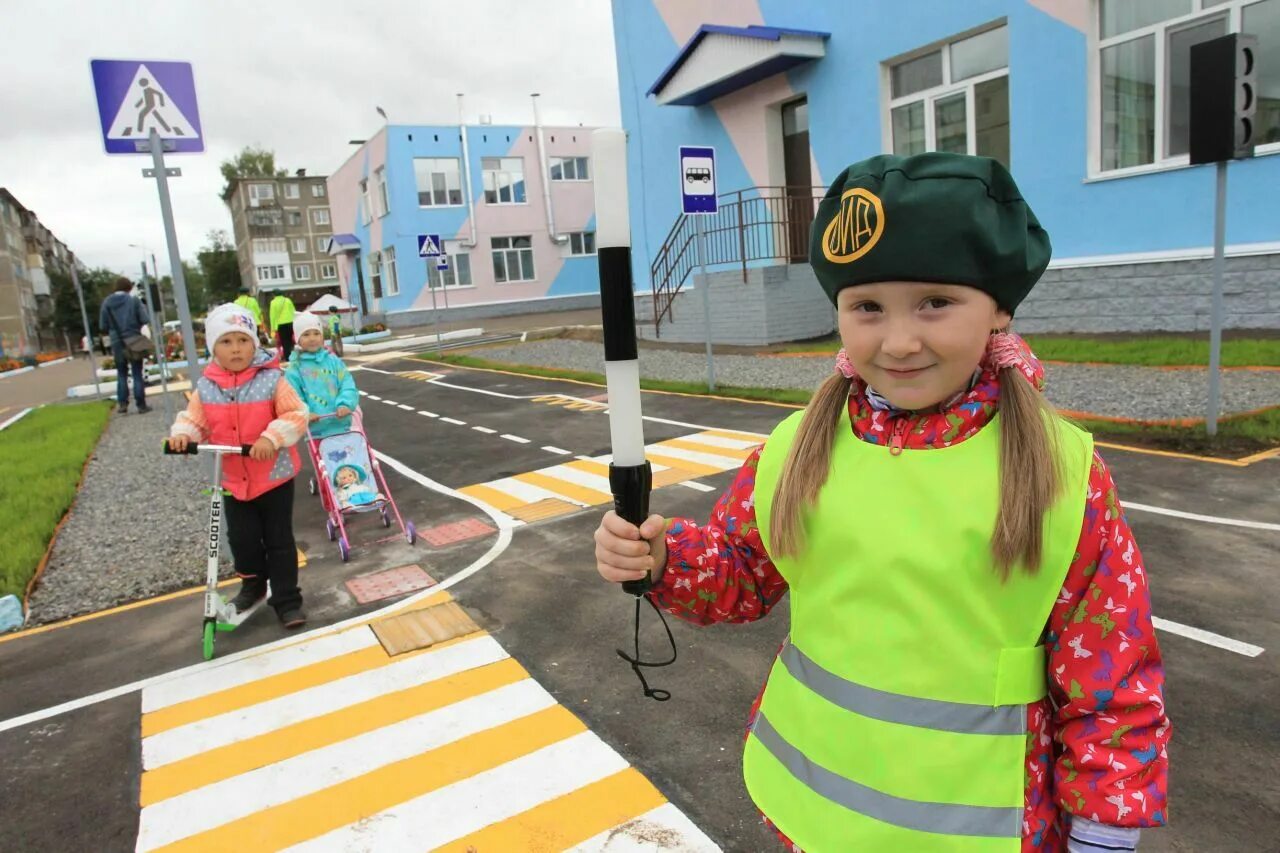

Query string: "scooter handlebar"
[163, 440, 251, 456]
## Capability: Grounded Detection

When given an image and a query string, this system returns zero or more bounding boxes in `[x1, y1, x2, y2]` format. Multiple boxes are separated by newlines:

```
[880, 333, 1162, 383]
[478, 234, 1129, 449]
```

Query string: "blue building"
[611, 0, 1280, 340]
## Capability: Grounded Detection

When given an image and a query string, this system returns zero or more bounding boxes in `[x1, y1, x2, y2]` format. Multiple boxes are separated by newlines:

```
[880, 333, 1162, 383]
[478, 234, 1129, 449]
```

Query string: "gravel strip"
[26, 395, 225, 626]
[474, 339, 1280, 421]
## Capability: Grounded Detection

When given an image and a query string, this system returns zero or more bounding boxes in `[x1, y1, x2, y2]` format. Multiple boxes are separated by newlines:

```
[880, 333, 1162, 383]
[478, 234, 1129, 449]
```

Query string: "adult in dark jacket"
[99, 277, 152, 414]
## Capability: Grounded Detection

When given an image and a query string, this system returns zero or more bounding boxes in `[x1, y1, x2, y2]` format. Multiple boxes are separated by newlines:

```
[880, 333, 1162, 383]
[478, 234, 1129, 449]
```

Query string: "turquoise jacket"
[284, 347, 359, 438]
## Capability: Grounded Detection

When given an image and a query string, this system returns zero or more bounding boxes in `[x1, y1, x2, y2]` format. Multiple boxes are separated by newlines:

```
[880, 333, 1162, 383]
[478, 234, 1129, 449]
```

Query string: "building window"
[482, 158, 527, 204]
[255, 264, 286, 282]
[311, 184, 326, 198]
[374, 167, 389, 217]
[314, 238, 328, 253]
[567, 231, 596, 256]
[251, 237, 287, 255]
[549, 156, 590, 181]
[367, 250, 383, 298]
[320, 262, 337, 279]
[248, 183, 275, 202]
[414, 158, 463, 206]
[312, 208, 330, 225]
[291, 238, 308, 254]
[427, 252, 473, 289]
[283, 183, 300, 200]
[383, 246, 399, 296]
[491, 236, 535, 282]
[360, 179, 372, 225]
[286, 210, 303, 226]
[886, 24, 1010, 166]
[1096, 0, 1280, 172]
[293, 264, 312, 281]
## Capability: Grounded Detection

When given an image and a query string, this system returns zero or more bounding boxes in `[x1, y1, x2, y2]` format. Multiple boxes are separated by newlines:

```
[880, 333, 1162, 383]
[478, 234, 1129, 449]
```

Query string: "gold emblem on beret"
[821, 187, 884, 263]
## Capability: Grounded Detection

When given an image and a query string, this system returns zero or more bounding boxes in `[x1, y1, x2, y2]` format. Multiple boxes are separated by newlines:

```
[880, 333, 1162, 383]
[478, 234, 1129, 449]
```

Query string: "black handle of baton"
[610, 462, 654, 597]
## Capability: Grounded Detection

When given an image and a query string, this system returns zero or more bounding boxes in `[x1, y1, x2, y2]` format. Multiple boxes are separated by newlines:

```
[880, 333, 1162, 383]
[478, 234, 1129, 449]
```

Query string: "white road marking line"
[682, 432, 764, 450]
[680, 481, 717, 493]
[0, 452, 515, 735]
[136, 680, 555, 851]
[441, 417, 467, 425]
[485, 477, 574, 506]
[397, 404, 414, 411]
[1153, 617, 1264, 657]
[544, 464, 613, 494]
[1125, 501, 1280, 532]
[647, 443, 743, 470]
[418, 410, 438, 418]
[575, 455, 595, 462]
[472, 426, 497, 434]
[142, 636, 509, 769]
[381, 399, 399, 406]
[542, 445, 571, 455]
[283, 731, 630, 852]
[502, 434, 531, 444]
[142, 628, 377, 714]
[567, 803, 721, 852]
[364, 394, 381, 401]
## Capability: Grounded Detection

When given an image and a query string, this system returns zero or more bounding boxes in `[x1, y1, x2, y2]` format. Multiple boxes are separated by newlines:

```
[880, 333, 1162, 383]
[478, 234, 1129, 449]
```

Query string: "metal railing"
[647, 185, 826, 336]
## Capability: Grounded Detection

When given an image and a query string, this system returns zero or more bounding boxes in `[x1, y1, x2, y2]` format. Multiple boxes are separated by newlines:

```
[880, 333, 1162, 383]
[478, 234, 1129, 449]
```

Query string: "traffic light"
[1189, 33, 1259, 165]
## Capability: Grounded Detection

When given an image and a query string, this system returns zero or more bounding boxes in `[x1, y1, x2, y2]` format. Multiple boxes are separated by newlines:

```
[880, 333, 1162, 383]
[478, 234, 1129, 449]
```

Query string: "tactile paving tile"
[420, 517, 498, 546]
[506, 498, 581, 523]
[370, 601, 480, 656]
[345, 564, 437, 604]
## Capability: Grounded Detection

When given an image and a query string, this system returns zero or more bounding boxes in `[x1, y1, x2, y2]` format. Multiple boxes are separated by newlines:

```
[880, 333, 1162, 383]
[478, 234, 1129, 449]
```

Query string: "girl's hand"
[594, 511, 668, 585]
[167, 435, 189, 453]
[336, 406, 351, 417]
[249, 436, 276, 462]
[309, 413, 321, 422]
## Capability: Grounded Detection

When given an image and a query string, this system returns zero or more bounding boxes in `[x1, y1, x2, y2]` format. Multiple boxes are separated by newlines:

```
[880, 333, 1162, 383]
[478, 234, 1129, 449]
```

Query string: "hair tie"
[985, 331, 1043, 391]
[834, 348, 859, 380]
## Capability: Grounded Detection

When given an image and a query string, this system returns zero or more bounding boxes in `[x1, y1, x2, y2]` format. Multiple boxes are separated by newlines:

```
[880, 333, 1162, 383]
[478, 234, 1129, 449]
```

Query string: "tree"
[49, 266, 127, 351]
[175, 261, 207, 315]
[219, 146, 286, 197]
[197, 230, 242, 308]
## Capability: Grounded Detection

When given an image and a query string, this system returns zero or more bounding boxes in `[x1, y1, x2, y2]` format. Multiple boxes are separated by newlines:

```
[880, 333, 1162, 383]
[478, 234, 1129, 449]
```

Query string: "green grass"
[777, 334, 1280, 367]
[0, 403, 111, 599]
[419, 353, 811, 405]
[424, 351, 1280, 455]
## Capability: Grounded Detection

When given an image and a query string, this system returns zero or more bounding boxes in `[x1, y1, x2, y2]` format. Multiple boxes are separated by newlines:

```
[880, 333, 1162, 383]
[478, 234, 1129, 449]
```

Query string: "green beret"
[809, 153, 1051, 312]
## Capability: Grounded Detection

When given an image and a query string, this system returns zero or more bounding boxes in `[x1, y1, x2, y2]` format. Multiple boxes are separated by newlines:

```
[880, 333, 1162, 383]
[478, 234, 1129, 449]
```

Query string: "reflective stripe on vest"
[745, 405, 1093, 851]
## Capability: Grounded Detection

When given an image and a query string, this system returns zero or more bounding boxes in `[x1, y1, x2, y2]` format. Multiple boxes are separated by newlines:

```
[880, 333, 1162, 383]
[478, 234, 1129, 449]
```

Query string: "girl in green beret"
[595, 153, 1170, 852]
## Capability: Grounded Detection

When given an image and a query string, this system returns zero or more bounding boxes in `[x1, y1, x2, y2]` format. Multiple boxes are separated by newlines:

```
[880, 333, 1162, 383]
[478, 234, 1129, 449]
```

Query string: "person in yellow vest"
[269, 290, 297, 361]
[233, 285, 264, 332]
[594, 154, 1169, 852]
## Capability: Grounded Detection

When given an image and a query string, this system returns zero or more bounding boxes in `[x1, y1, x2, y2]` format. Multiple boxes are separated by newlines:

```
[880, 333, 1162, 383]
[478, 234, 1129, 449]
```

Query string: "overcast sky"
[1, 0, 621, 278]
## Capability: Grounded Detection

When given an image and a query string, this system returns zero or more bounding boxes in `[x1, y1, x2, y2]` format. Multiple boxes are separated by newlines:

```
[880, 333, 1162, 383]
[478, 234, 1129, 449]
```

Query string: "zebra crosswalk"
[135, 591, 718, 851]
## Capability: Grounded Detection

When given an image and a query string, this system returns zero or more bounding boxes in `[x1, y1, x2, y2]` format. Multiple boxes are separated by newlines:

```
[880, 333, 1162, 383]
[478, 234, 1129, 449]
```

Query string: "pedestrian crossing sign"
[417, 234, 443, 258]
[91, 59, 204, 154]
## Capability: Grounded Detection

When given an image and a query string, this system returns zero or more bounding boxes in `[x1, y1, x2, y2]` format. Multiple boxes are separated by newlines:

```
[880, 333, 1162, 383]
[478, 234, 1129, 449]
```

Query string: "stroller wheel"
[405, 521, 416, 545]
[381, 507, 391, 528]
[202, 622, 215, 661]
[338, 536, 350, 562]
[326, 518, 337, 542]
[308, 478, 317, 496]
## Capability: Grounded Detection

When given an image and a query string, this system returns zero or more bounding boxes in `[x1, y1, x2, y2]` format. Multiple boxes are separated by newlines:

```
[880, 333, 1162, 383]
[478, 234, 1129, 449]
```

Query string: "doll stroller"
[304, 409, 416, 561]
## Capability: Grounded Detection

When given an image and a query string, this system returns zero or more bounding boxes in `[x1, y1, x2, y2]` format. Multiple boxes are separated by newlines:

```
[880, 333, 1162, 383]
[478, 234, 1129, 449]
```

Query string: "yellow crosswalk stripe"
[514, 470, 612, 506]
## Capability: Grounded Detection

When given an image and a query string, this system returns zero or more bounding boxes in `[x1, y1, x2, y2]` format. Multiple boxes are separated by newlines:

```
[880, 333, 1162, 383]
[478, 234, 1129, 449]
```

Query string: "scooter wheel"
[339, 536, 350, 562]
[202, 622, 215, 661]
[308, 478, 317, 496]
[326, 519, 337, 542]
[406, 521, 416, 545]
[381, 507, 391, 528]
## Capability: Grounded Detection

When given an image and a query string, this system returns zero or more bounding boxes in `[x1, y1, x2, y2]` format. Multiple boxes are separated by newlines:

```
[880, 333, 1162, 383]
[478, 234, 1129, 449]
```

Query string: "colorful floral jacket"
[652, 362, 1171, 852]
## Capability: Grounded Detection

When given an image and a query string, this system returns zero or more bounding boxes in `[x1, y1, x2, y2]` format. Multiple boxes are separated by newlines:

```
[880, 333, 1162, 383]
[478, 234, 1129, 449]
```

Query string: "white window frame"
[549, 156, 591, 181]
[248, 183, 275, 202]
[286, 210, 303, 226]
[291, 238, 308, 254]
[283, 183, 300, 200]
[490, 235, 536, 283]
[251, 237, 288, 255]
[566, 231, 597, 256]
[427, 251, 474, 289]
[375, 167, 390, 217]
[1088, 0, 1280, 179]
[382, 246, 399, 296]
[360, 179, 372, 225]
[414, 158, 464, 207]
[882, 22, 1010, 161]
[293, 264, 312, 281]
[482, 157, 528, 205]
[255, 264, 286, 282]
[320, 262, 337, 280]
[311, 184, 326, 198]
[312, 208, 330, 225]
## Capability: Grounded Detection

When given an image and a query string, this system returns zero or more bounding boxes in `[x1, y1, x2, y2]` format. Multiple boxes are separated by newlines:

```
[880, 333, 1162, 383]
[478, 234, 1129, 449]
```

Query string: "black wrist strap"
[616, 594, 677, 701]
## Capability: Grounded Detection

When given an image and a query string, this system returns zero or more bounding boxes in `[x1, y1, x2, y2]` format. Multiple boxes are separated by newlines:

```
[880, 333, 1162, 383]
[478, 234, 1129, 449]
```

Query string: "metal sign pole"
[147, 129, 202, 384]
[68, 255, 102, 398]
[696, 216, 716, 392]
[1206, 161, 1227, 437]
[429, 274, 442, 353]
